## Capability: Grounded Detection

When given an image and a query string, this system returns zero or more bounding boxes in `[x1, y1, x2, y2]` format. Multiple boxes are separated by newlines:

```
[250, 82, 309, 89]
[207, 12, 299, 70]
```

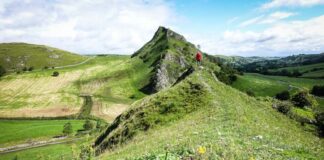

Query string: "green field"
[0, 43, 87, 71]
[232, 73, 324, 97]
[0, 120, 85, 147]
[0, 143, 74, 160]
[269, 62, 324, 78]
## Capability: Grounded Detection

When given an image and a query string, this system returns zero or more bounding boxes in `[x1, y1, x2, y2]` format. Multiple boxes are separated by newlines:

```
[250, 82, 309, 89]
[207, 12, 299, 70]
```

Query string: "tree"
[275, 90, 290, 100]
[292, 91, 318, 108]
[311, 85, 324, 97]
[0, 65, 6, 77]
[292, 69, 302, 77]
[63, 122, 73, 135]
[83, 120, 94, 131]
[52, 71, 59, 77]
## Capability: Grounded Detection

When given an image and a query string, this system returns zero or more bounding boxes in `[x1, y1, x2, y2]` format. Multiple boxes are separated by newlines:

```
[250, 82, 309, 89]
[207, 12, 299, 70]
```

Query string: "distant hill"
[0, 43, 87, 71]
[239, 53, 324, 73]
[213, 55, 279, 68]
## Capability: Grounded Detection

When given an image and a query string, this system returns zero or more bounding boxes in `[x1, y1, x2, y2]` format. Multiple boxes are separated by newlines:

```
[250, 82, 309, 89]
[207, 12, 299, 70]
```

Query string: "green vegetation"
[292, 92, 318, 108]
[312, 85, 324, 96]
[275, 90, 290, 100]
[63, 122, 73, 135]
[83, 120, 95, 131]
[0, 43, 87, 71]
[0, 65, 5, 77]
[0, 120, 84, 146]
[52, 71, 59, 77]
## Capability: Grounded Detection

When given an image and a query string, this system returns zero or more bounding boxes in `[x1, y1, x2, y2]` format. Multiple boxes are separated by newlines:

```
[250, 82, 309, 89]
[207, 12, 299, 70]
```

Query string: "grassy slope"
[101, 70, 324, 159]
[232, 73, 324, 97]
[0, 120, 85, 147]
[0, 43, 87, 71]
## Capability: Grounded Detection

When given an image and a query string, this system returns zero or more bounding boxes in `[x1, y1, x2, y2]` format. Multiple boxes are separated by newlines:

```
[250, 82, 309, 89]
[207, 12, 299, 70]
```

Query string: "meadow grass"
[0, 120, 85, 147]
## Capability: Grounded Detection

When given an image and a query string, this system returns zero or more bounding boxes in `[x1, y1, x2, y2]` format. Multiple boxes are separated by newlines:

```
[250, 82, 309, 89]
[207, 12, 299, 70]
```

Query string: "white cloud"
[0, 0, 176, 54]
[194, 15, 324, 56]
[240, 11, 296, 27]
[261, 0, 324, 10]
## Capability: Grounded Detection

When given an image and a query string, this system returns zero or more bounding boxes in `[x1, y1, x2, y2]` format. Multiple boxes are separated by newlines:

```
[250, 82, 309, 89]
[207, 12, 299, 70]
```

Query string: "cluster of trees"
[275, 90, 317, 109]
[62, 120, 99, 136]
[215, 64, 241, 85]
[264, 69, 302, 77]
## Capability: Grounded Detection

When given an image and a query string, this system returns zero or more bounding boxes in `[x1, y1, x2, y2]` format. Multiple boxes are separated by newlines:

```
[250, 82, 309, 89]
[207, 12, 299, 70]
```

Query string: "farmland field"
[0, 120, 85, 147]
[0, 55, 144, 119]
[231, 73, 324, 97]
[269, 62, 324, 78]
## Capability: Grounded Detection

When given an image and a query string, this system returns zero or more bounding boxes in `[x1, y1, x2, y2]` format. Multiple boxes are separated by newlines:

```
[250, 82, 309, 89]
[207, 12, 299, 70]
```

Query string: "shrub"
[275, 90, 290, 100]
[28, 66, 34, 71]
[275, 101, 292, 114]
[0, 65, 5, 77]
[315, 111, 324, 137]
[63, 122, 73, 135]
[52, 71, 59, 77]
[311, 85, 324, 97]
[22, 67, 28, 72]
[246, 90, 255, 97]
[44, 66, 49, 69]
[292, 91, 318, 108]
[83, 120, 94, 131]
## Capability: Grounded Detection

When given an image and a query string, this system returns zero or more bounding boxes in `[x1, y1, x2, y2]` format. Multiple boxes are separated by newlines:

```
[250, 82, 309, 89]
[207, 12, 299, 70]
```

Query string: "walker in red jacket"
[195, 51, 202, 66]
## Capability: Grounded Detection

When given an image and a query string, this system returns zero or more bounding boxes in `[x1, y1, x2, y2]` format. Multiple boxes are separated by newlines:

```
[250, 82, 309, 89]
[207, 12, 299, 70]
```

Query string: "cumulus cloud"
[240, 11, 296, 27]
[261, 0, 324, 10]
[196, 15, 324, 56]
[0, 0, 176, 54]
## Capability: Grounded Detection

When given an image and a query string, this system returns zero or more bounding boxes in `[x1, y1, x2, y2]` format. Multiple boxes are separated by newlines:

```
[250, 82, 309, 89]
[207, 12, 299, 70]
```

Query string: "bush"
[275, 90, 290, 100]
[28, 66, 34, 71]
[311, 85, 324, 97]
[83, 120, 94, 131]
[0, 65, 6, 77]
[44, 66, 49, 69]
[275, 101, 292, 114]
[292, 91, 318, 108]
[52, 71, 59, 77]
[246, 90, 255, 97]
[63, 122, 73, 135]
[315, 112, 324, 137]
[22, 67, 28, 72]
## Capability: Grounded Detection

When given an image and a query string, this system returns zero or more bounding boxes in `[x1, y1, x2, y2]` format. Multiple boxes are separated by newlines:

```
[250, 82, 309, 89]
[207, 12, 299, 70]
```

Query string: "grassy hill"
[99, 69, 323, 159]
[93, 27, 324, 159]
[0, 43, 87, 71]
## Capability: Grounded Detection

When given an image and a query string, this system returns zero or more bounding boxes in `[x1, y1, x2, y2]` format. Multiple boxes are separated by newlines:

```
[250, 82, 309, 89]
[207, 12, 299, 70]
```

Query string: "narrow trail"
[0, 137, 82, 154]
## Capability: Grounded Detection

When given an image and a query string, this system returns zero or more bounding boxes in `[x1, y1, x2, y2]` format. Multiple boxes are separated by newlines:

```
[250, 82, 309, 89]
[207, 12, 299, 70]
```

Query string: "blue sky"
[0, 0, 324, 56]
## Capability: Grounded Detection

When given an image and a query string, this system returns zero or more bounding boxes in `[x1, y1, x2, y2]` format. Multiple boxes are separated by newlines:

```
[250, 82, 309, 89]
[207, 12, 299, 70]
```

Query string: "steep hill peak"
[131, 27, 200, 93]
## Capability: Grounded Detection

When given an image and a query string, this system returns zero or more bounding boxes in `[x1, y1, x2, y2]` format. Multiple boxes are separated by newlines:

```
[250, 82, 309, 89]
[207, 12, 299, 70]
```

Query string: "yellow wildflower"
[197, 146, 206, 154]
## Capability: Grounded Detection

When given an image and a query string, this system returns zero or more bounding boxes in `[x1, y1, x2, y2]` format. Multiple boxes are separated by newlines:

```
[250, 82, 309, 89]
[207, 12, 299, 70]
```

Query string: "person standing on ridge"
[195, 51, 202, 66]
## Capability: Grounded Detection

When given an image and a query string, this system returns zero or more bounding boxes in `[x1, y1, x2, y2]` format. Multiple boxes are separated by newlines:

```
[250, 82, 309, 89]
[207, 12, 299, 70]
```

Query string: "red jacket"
[196, 52, 202, 61]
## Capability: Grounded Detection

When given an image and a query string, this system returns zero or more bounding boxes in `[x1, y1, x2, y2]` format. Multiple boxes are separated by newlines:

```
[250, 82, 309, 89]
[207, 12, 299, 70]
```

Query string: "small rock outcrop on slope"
[132, 26, 199, 94]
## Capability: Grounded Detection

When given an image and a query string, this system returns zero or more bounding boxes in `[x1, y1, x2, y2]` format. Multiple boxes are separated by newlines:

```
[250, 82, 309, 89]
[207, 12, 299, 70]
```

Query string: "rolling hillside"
[0, 43, 87, 71]
[94, 27, 324, 159]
